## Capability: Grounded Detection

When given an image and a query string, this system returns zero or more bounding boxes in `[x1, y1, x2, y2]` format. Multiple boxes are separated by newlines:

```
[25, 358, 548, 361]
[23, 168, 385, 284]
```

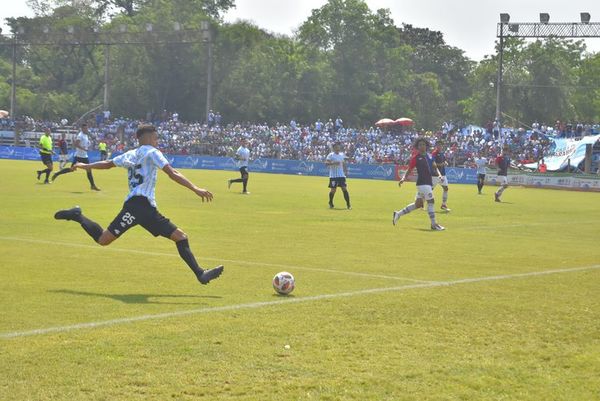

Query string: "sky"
[2, 0, 600, 60]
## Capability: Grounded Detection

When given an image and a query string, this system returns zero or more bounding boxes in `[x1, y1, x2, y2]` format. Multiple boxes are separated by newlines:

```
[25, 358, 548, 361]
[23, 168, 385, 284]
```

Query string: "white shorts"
[432, 176, 449, 188]
[498, 176, 508, 185]
[415, 185, 434, 201]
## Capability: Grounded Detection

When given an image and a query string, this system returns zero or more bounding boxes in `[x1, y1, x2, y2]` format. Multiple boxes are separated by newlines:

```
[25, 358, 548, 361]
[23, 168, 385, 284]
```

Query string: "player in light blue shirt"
[474, 155, 488, 194]
[51, 123, 100, 191]
[325, 142, 351, 210]
[227, 139, 251, 194]
[53, 125, 223, 285]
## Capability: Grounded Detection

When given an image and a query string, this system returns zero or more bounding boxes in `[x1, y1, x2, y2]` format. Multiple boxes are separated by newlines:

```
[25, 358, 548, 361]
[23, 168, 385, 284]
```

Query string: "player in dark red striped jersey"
[431, 141, 450, 211]
[494, 147, 511, 202]
[393, 138, 445, 231]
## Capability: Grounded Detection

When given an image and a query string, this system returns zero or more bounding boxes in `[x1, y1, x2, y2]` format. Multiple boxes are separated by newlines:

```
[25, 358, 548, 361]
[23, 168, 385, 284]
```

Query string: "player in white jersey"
[474, 154, 488, 194]
[227, 139, 250, 194]
[53, 125, 223, 286]
[325, 142, 351, 209]
[51, 123, 100, 191]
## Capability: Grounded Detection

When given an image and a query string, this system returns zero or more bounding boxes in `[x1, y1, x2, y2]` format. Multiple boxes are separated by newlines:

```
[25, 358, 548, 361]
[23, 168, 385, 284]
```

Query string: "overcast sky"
[3, 0, 600, 60]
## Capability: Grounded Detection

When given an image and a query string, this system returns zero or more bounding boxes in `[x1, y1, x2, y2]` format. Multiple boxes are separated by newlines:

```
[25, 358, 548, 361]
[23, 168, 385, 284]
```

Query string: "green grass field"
[1, 158, 599, 401]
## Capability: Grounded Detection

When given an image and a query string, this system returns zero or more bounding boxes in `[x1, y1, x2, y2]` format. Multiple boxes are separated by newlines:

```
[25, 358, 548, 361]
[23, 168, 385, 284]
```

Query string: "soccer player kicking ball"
[54, 125, 224, 285]
[325, 142, 351, 210]
[393, 138, 445, 231]
[494, 147, 511, 202]
[431, 141, 450, 211]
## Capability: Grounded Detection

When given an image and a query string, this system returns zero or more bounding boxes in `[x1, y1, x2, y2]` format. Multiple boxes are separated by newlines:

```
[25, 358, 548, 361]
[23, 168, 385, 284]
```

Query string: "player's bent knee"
[97, 230, 116, 246]
[170, 228, 187, 242]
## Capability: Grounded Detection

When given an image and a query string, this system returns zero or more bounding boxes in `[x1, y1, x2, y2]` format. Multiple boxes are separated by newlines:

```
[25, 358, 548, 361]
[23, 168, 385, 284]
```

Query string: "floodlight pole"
[10, 37, 17, 119]
[495, 26, 504, 124]
[103, 44, 110, 111]
[205, 38, 213, 124]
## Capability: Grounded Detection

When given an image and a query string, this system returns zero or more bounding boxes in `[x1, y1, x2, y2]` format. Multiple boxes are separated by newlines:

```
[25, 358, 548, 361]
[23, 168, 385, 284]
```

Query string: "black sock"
[86, 171, 96, 187]
[45, 169, 51, 181]
[176, 239, 204, 277]
[329, 192, 334, 205]
[230, 178, 243, 183]
[343, 190, 350, 206]
[54, 167, 72, 178]
[242, 178, 248, 192]
[78, 214, 103, 242]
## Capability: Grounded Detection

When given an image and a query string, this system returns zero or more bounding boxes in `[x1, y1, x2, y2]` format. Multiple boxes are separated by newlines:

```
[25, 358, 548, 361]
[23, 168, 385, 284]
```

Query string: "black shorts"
[72, 156, 90, 165]
[107, 196, 177, 239]
[477, 173, 486, 181]
[40, 153, 52, 165]
[328, 177, 347, 188]
[239, 166, 248, 175]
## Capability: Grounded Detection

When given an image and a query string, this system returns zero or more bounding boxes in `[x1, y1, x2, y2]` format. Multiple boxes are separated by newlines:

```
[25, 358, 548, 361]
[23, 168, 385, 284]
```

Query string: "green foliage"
[2, 0, 598, 127]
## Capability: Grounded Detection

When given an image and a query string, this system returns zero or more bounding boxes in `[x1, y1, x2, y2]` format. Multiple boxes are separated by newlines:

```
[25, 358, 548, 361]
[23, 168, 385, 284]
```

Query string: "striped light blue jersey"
[111, 145, 169, 207]
[475, 157, 487, 174]
[236, 146, 250, 168]
[326, 152, 346, 178]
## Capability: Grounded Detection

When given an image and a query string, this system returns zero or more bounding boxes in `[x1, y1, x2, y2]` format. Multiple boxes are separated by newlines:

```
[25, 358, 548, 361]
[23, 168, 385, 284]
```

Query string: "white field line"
[0, 236, 435, 284]
[2, 264, 599, 339]
[459, 220, 595, 232]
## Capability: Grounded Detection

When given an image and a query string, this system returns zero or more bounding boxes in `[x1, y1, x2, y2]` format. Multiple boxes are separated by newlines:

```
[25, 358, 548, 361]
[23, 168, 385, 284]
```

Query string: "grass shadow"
[49, 289, 222, 305]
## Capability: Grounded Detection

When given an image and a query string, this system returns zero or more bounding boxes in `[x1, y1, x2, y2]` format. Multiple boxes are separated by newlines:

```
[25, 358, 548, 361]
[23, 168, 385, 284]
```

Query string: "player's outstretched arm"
[162, 164, 213, 202]
[73, 160, 115, 171]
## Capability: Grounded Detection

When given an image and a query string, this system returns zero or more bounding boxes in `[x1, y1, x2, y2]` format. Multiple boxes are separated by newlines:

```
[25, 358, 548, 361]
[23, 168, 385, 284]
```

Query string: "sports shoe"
[198, 265, 224, 285]
[242, 191, 250, 195]
[441, 204, 451, 212]
[54, 206, 82, 221]
[227, 180, 232, 189]
[347, 205, 352, 210]
[431, 223, 445, 231]
[329, 202, 334, 209]
[392, 211, 401, 226]
[91, 186, 101, 191]
[494, 193, 501, 202]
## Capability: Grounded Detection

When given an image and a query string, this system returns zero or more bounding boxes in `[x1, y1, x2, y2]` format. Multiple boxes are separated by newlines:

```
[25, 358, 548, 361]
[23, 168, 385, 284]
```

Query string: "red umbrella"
[375, 118, 395, 127]
[395, 117, 414, 126]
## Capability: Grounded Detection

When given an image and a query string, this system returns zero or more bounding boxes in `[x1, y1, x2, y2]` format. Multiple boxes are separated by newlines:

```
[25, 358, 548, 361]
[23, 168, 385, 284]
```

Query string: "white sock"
[398, 203, 416, 216]
[427, 202, 436, 224]
[442, 190, 448, 204]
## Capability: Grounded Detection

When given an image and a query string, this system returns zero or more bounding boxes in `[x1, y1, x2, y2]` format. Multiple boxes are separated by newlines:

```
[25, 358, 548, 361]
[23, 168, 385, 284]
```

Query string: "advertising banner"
[524, 135, 600, 171]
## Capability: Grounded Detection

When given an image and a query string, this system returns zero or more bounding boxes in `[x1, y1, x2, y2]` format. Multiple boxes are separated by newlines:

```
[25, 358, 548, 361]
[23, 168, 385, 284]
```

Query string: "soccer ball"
[272, 271, 295, 295]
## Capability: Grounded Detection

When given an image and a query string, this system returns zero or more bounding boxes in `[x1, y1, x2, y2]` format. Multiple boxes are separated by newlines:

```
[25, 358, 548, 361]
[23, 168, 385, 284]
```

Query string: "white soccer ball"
[272, 271, 295, 295]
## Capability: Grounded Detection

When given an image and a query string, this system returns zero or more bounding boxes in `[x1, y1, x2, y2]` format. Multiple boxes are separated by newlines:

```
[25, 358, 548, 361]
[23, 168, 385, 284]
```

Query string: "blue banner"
[0, 145, 478, 184]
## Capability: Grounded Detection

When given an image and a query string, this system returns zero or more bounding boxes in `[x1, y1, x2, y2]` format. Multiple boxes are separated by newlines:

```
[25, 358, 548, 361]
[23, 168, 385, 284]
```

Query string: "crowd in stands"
[2, 113, 599, 168]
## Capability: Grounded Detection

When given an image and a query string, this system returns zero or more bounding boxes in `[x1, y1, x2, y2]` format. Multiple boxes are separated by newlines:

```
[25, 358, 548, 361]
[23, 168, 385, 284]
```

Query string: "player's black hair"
[413, 138, 429, 149]
[136, 125, 157, 138]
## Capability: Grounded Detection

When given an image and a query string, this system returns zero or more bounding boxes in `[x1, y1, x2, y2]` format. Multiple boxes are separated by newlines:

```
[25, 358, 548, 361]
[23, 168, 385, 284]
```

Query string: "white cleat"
[392, 211, 401, 226]
[431, 223, 445, 231]
[242, 191, 250, 195]
[441, 204, 451, 212]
